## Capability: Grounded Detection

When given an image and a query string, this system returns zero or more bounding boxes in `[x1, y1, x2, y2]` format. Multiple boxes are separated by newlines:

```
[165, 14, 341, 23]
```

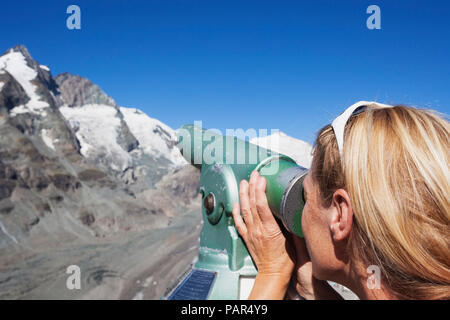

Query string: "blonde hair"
[311, 105, 450, 299]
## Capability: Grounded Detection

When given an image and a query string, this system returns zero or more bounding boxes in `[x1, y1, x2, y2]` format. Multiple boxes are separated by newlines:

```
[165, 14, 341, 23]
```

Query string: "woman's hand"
[232, 170, 295, 299]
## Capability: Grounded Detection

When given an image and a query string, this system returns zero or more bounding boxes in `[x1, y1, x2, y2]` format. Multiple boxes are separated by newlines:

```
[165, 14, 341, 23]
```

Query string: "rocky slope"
[0, 45, 199, 244]
[0, 45, 201, 299]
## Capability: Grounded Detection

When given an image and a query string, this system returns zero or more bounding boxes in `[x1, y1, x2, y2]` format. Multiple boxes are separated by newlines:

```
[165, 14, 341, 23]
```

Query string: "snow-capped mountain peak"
[1, 45, 189, 188]
[120, 107, 187, 167]
[60, 103, 134, 171]
[55, 72, 187, 186]
[250, 131, 312, 168]
[0, 48, 49, 115]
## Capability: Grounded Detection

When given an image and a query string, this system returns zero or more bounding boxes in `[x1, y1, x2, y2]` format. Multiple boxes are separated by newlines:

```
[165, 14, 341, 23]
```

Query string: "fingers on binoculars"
[239, 179, 255, 226]
[253, 174, 273, 224]
[232, 202, 247, 236]
[236, 171, 273, 233]
[249, 171, 273, 225]
[249, 171, 261, 225]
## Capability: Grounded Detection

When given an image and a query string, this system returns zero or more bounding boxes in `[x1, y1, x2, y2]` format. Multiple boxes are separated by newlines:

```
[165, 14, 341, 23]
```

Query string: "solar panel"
[167, 269, 217, 300]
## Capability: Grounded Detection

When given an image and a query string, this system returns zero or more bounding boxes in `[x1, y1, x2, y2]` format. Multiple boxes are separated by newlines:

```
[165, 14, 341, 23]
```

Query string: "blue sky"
[1, 0, 449, 143]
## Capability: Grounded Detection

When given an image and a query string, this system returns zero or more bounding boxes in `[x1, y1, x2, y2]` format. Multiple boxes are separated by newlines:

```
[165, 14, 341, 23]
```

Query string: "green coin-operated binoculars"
[167, 125, 307, 300]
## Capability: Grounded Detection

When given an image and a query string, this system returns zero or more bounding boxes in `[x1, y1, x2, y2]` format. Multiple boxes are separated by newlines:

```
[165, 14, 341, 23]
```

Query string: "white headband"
[331, 101, 393, 157]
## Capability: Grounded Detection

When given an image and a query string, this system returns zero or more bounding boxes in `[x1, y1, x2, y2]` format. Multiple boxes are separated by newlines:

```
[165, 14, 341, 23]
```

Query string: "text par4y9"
[180, 304, 268, 318]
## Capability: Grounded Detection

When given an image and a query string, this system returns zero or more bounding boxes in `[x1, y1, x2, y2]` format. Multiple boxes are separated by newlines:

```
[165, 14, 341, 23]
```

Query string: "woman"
[232, 101, 450, 300]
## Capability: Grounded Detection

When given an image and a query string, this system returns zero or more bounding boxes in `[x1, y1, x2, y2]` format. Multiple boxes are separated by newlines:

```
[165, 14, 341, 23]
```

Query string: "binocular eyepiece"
[257, 157, 307, 238]
[177, 124, 307, 238]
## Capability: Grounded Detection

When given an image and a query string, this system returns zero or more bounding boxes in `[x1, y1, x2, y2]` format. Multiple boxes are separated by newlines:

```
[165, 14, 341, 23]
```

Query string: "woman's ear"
[328, 189, 353, 242]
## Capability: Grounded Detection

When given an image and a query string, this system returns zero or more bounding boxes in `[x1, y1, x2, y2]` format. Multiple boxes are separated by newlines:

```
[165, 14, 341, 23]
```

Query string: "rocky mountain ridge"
[0, 45, 200, 249]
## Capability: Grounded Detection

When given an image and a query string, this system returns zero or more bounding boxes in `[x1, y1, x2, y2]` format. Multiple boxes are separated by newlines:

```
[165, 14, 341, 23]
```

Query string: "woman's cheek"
[302, 204, 317, 260]
[302, 204, 322, 274]
[302, 203, 313, 240]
